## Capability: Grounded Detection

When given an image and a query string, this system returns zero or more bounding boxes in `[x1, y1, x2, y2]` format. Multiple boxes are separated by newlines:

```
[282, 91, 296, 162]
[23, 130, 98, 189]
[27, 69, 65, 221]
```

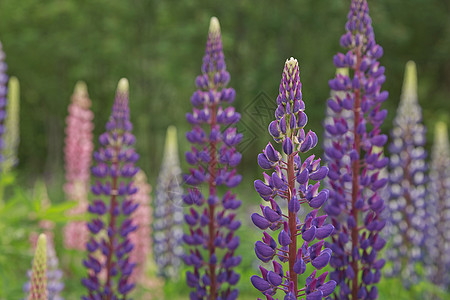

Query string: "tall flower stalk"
[82, 78, 140, 299]
[182, 17, 242, 300]
[63, 81, 94, 250]
[130, 170, 163, 298]
[24, 237, 64, 300]
[25, 181, 64, 300]
[385, 61, 427, 286]
[251, 57, 336, 300]
[426, 122, 450, 288]
[0, 41, 8, 176]
[153, 126, 183, 279]
[2, 76, 20, 173]
[129, 170, 152, 283]
[28, 234, 48, 300]
[323, 0, 389, 298]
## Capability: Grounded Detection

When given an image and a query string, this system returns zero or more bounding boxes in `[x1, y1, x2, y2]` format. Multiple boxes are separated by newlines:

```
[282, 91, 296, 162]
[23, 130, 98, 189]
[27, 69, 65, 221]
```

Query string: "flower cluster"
[0, 41, 8, 174]
[25, 181, 64, 300]
[251, 57, 335, 300]
[28, 234, 48, 300]
[385, 61, 427, 286]
[426, 122, 450, 288]
[2, 76, 19, 173]
[24, 238, 64, 300]
[323, 0, 389, 298]
[82, 78, 140, 299]
[129, 170, 153, 283]
[63, 81, 95, 250]
[153, 126, 183, 279]
[182, 17, 242, 300]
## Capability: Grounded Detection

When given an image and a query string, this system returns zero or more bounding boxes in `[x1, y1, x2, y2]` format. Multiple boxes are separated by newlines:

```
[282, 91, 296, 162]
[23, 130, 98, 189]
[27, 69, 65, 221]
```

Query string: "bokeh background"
[0, 0, 449, 299]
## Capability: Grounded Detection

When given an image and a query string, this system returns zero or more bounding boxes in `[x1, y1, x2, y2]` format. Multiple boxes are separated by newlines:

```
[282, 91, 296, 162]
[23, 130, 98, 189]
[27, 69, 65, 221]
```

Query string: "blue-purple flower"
[154, 126, 184, 279]
[425, 122, 450, 289]
[323, 0, 388, 298]
[251, 57, 335, 300]
[385, 61, 427, 286]
[0, 41, 8, 175]
[182, 17, 242, 300]
[82, 78, 140, 299]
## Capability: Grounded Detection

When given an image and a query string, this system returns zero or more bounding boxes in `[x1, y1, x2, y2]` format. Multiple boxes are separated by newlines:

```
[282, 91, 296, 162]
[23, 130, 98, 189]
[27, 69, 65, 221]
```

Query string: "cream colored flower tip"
[134, 169, 147, 183]
[37, 233, 47, 249]
[285, 57, 299, 73]
[8, 76, 19, 91]
[117, 78, 129, 93]
[74, 80, 88, 96]
[7, 76, 20, 106]
[165, 125, 178, 152]
[403, 60, 417, 95]
[209, 17, 221, 35]
[435, 121, 449, 147]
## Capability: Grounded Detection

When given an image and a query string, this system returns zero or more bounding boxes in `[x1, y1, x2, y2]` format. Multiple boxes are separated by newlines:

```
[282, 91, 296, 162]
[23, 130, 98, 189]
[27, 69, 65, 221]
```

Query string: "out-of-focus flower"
[28, 234, 48, 300]
[426, 122, 450, 289]
[24, 238, 64, 300]
[154, 126, 183, 279]
[2, 76, 20, 172]
[385, 61, 427, 286]
[129, 170, 152, 282]
[63, 81, 94, 251]
[0, 41, 8, 175]
[26, 181, 64, 300]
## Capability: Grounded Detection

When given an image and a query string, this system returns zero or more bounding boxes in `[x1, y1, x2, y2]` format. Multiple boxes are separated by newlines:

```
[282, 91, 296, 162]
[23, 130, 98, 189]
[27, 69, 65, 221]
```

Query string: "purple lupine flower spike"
[426, 122, 450, 288]
[154, 126, 184, 279]
[183, 17, 242, 300]
[252, 57, 335, 300]
[82, 78, 140, 299]
[323, 0, 388, 298]
[384, 61, 427, 287]
[0, 41, 8, 175]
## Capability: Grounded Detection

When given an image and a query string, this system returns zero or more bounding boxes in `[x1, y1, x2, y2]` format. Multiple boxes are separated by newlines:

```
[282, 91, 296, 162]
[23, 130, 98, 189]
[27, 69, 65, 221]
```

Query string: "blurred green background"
[0, 0, 449, 299]
[0, 0, 449, 184]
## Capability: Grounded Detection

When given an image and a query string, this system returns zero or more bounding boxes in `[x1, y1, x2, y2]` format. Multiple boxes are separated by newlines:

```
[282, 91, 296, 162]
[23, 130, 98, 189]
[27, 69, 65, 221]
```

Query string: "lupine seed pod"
[2, 76, 19, 173]
[251, 57, 336, 300]
[323, 0, 389, 298]
[426, 122, 450, 288]
[82, 78, 140, 299]
[182, 17, 242, 300]
[28, 234, 48, 300]
[63, 81, 94, 251]
[153, 126, 183, 279]
[0, 41, 8, 175]
[24, 238, 64, 300]
[385, 61, 427, 287]
[129, 170, 153, 283]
